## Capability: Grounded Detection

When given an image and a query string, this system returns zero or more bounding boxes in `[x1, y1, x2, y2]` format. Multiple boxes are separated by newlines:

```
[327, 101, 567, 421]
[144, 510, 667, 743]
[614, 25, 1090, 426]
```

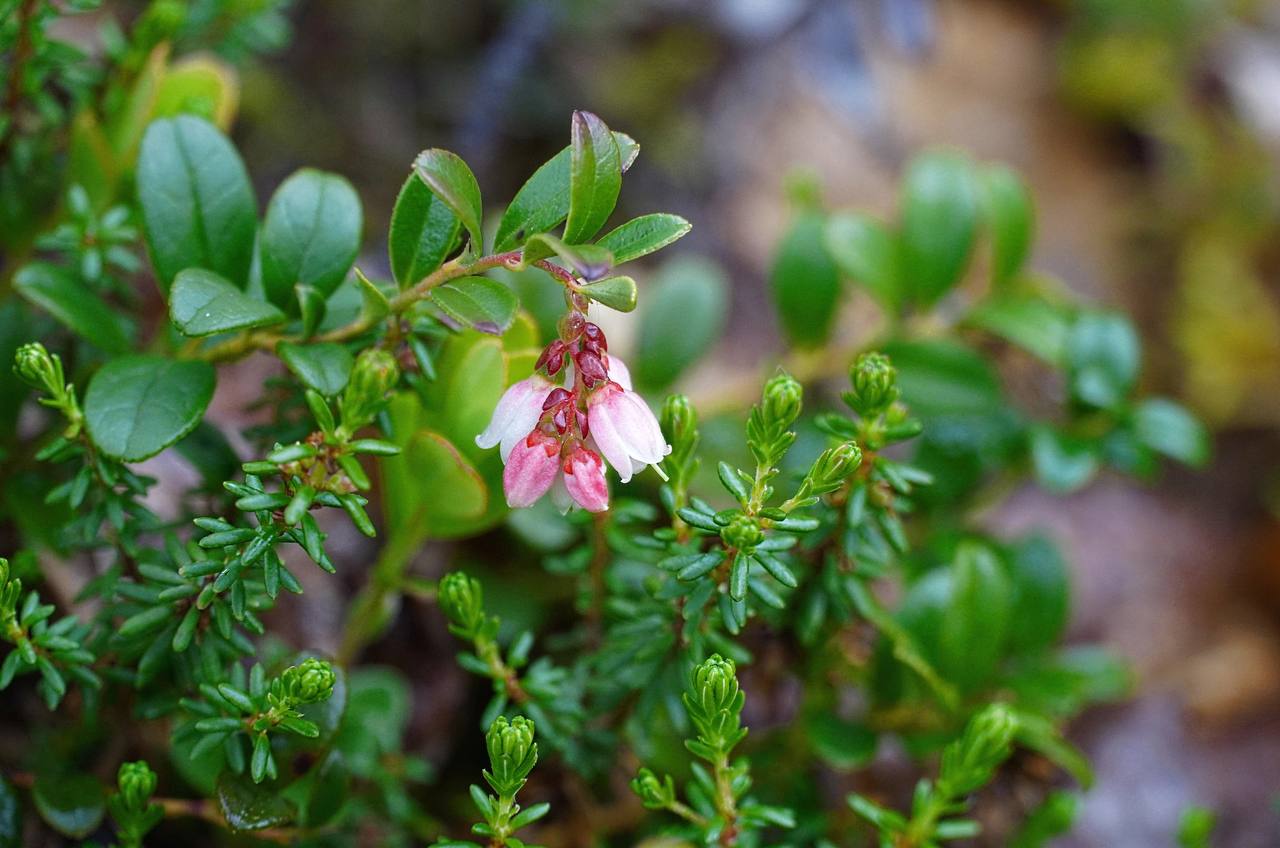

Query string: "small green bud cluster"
[273, 657, 337, 706]
[938, 703, 1018, 798]
[338, 348, 400, 436]
[13, 342, 82, 437]
[683, 654, 748, 760]
[116, 760, 157, 810]
[438, 571, 492, 639]
[661, 394, 700, 491]
[484, 715, 538, 797]
[109, 760, 163, 848]
[630, 767, 678, 810]
[790, 441, 863, 508]
[0, 558, 21, 631]
[747, 372, 802, 469]
[845, 351, 898, 417]
[720, 514, 765, 552]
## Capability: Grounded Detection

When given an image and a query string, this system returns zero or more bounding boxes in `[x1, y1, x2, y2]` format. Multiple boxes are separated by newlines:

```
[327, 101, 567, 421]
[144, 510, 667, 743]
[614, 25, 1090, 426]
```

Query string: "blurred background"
[31, 0, 1280, 844]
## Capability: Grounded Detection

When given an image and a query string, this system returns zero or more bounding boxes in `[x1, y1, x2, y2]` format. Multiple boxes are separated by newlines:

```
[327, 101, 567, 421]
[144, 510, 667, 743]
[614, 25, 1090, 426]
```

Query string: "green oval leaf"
[635, 256, 727, 390]
[595, 213, 691, 264]
[413, 149, 483, 256]
[521, 233, 613, 280]
[136, 115, 257, 291]
[563, 110, 622, 245]
[277, 342, 354, 397]
[493, 131, 639, 253]
[85, 356, 216, 461]
[429, 276, 518, 335]
[216, 771, 296, 832]
[900, 151, 979, 304]
[580, 275, 637, 312]
[1066, 311, 1140, 410]
[1006, 534, 1069, 653]
[771, 211, 841, 348]
[939, 543, 1012, 692]
[170, 268, 286, 337]
[14, 262, 130, 352]
[388, 171, 460, 289]
[32, 773, 104, 839]
[824, 212, 902, 312]
[1030, 426, 1099, 494]
[260, 168, 363, 310]
[1132, 397, 1209, 467]
[980, 164, 1034, 287]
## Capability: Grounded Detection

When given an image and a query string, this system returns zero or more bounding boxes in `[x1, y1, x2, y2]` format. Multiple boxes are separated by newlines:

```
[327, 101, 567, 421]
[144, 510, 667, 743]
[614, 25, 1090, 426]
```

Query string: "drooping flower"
[476, 373, 555, 461]
[587, 378, 670, 484]
[561, 440, 609, 512]
[502, 428, 561, 508]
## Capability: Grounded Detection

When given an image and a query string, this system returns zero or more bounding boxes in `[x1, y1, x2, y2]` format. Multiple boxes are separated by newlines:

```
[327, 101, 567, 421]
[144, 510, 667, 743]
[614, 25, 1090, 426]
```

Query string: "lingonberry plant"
[1, 4, 1212, 846]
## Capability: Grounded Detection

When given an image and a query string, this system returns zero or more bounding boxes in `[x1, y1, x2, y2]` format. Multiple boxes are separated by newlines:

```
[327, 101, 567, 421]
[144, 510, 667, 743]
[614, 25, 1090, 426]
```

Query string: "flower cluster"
[477, 311, 669, 513]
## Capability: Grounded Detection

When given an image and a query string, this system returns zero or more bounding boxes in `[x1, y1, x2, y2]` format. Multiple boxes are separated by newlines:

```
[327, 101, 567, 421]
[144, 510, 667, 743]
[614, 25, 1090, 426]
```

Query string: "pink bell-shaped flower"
[502, 429, 561, 508]
[587, 379, 670, 484]
[476, 374, 555, 461]
[561, 440, 609, 512]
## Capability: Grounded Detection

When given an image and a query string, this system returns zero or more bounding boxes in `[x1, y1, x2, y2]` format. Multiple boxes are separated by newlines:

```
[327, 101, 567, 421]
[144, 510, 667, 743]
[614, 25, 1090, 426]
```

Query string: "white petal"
[607, 355, 633, 392]
[588, 394, 635, 483]
[475, 381, 526, 449]
[549, 473, 573, 514]
[618, 391, 669, 464]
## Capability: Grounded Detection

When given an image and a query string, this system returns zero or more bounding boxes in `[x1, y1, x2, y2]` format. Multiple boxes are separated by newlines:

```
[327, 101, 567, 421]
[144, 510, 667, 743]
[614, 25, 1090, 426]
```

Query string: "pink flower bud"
[562, 442, 609, 512]
[502, 429, 561, 508]
[587, 382, 671, 483]
[476, 374, 555, 461]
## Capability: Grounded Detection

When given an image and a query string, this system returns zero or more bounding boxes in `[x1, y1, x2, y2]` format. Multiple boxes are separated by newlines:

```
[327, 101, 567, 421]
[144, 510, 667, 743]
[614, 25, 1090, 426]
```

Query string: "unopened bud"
[761, 372, 803, 433]
[630, 767, 676, 809]
[281, 658, 336, 705]
[14, 342, 61, 393]
[846, 351, 898, 417]
[941, 703, 1018, 796]
[486, 715, 537, 792]
[340, 348, 400, 433]
[116, 761, 157, 811]
[438, 571, 484, 635]
[805, 442, 863, 497]
[692, 654, 740, 715]
[720, 514, 764, 552]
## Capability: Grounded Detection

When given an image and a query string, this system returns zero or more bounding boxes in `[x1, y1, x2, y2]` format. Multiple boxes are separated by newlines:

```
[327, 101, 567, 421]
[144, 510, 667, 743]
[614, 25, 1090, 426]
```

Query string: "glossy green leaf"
[388, 171, 460, 289]
[85, 356, 216, 461]
[1006, 534, 1070, 653]
[981, 164, 1035, 287]
[135, 115, 257, 291]
[1030, 426, 1099, 494]
[296, 284, 326, 338]
[1132, 398, 1209, 467]
[580, 275, 637, 312]
[493, 131, 639, 252]
[965, 290, 1074, 365]
[429, 276, 518, 335]
[32, 773, 104, 839]
[824, 211, 902, 311]
[353, 267, 391, 325]
[413, 149, 483, 255]
[771, 211, 841, 347]
[259, 169, 363, 310]
[939, 543, 1011, 692]
[278, 342, 353, 397]
[595, 213, 691, 264]
[900, 151, 979, 304]
[1066, 312, 1140, 409]
[170, 268, 286, 337]
[634, 256, 728, 390]
[14, 262, 130, 352]
[216, 772, 296, 832]
[563, 110, 622, 245]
